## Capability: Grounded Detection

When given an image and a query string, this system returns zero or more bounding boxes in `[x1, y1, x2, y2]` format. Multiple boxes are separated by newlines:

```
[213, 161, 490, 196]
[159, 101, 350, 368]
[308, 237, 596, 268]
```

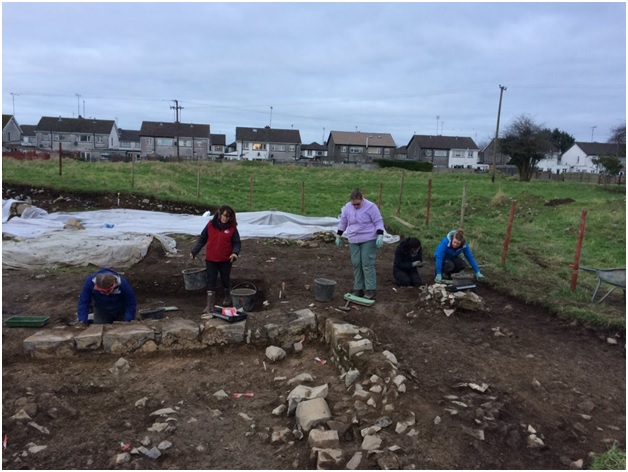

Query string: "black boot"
[222, 289, 232, 307]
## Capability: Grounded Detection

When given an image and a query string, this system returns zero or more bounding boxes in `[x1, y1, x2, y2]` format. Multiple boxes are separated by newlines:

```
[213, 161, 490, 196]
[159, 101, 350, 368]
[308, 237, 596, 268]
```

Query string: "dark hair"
[212, 205, 237, 227]
[95, 273, 117, 289]
[349, 188, 363, 201]
[401, 237, 421, 252]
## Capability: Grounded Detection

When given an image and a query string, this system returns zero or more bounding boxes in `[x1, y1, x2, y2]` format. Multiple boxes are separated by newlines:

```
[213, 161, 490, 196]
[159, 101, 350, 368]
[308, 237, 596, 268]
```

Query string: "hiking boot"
[364, 290, 376, 300]
[351, 289, 364, 297]
[222, 292, 232, 306]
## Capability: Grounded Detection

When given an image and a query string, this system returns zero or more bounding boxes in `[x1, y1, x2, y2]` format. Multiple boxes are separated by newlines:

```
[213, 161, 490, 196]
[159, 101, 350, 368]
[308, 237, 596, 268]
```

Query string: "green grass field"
[3, 158, 626, 328]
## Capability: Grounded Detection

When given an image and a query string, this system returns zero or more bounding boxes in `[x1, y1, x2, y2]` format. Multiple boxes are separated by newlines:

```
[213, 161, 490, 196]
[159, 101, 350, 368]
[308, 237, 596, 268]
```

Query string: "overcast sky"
[2, 2, 626, 147]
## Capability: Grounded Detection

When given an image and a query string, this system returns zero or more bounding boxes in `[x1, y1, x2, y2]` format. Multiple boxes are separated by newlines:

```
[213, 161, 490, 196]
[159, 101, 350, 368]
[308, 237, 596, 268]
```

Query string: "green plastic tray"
[4, 316, 50, 328]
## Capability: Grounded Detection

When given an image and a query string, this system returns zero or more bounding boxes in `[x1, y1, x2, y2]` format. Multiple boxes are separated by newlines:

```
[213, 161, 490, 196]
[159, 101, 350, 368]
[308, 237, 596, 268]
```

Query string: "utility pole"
[75, 93, 81, 117]
[269, 106, 273, 127]
[590, 125, 597, 142]
[436, 115, 439, 135]
[491, 84, 507, 183]
[170, 99, 183, 123]
[170, 100, 184, 159]
[83, 100, 86, 117]
[322, 127, 325, 144]
[10, 92, 18, 115]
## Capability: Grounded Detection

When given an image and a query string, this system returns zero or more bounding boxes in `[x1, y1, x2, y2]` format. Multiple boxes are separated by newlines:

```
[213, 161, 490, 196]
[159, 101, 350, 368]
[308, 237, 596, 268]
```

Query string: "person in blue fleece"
[433, 229, 484, 283]
[77, 269, 137, 325]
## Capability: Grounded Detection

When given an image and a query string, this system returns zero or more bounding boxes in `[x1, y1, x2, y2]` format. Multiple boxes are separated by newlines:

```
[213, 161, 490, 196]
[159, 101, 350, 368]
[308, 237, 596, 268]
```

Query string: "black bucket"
[314, 277, 336, 302]
[182, 265, 207, 291]
[231, 282, 257, 312]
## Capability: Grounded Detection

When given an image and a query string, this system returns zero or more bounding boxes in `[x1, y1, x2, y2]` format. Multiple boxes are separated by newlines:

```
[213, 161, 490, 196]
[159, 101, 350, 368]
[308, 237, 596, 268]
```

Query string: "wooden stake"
[501, 200, 516, 266]
[570, 209, 588, 291]
[301, 181, 305, 214]
[58, 143, 62, 176]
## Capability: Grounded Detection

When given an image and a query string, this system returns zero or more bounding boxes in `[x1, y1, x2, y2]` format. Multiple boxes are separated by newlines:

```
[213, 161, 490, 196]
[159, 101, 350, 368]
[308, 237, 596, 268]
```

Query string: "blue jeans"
[349, 239, 377, 291]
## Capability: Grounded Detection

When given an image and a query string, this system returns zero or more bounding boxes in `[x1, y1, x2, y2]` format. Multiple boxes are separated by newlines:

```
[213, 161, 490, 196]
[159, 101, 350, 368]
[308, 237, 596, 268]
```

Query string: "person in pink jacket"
[336, 188, 385, 300]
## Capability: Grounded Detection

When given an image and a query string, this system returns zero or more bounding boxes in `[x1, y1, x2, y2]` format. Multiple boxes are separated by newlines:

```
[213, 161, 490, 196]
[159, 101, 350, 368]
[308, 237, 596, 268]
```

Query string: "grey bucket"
[231, 282, 257, 311]
[182, 267, 207, 291]
[314, 278, 336, 302]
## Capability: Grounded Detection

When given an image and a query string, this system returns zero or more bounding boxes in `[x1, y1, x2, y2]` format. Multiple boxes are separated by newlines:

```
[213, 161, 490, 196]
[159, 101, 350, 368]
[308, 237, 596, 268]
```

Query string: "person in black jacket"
[393, 237, 424, 287]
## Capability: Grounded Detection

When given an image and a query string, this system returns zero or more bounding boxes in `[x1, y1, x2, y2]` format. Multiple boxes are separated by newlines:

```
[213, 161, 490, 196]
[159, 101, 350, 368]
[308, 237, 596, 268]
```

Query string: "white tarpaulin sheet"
[2, 200, 399, 269]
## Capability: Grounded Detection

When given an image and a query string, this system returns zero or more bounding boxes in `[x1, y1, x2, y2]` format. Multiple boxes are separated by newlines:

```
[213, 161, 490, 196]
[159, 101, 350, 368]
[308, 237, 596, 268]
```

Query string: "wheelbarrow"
[578, 267, 626, 304]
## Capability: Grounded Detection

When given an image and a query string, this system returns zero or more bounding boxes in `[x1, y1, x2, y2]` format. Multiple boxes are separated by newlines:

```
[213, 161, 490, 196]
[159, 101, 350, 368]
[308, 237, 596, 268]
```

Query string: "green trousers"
[349, 239, 377, 291]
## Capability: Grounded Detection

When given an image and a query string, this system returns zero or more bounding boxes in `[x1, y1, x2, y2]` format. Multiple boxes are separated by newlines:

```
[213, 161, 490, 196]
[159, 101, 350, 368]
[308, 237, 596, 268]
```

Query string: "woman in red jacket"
[190, 205, 241, 314]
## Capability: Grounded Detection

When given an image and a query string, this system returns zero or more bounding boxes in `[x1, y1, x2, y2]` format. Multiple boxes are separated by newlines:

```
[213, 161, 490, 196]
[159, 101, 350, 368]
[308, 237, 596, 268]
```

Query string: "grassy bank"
[3, 158, 626, 328]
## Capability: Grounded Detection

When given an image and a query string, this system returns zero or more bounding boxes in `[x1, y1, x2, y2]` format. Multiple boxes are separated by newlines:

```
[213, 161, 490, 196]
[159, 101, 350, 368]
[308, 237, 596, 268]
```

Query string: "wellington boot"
[222, 291, 232, 307]
[202, 291, 215, 315]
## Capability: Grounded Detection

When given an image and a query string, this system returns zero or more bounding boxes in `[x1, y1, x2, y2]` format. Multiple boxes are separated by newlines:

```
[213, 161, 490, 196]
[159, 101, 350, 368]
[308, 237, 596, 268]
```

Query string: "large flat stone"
[295, 397, 332, 432]
[323, 318, 360, 346]
[74, 324, 104, 350]
[264, 308, 317, 346]
[23, 330, 75, 358]
[201, 318, 246, 345]
[160, 318, 201, 349]
[102, 324, 155, 354]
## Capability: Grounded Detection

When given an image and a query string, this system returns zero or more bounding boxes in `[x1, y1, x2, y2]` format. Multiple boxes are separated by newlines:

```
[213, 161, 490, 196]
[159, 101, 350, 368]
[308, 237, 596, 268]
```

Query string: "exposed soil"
[2, 185, 626, 470]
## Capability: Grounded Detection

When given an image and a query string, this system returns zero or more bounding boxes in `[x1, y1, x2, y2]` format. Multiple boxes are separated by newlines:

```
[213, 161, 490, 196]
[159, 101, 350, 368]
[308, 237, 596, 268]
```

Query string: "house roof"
[3, 114, 16, 129]
[396, 146, 407, 153]
[409, 135, 478, 150]
[575, 141, 626, 157]
[118, 129, 140, 142]
[210, 134, 226, 146]
[236, 126, 302, 144]
[140, 121, 210, 138]
[330, 131, 396, 147]
[301, 142, 326, 151]
[20, 125, 36, 137]
[36, 116, 115, 134]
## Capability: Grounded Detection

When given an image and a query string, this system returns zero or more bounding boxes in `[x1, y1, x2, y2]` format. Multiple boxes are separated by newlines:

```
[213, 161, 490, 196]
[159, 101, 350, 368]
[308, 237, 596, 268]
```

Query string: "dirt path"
[1, 185, 625, 469]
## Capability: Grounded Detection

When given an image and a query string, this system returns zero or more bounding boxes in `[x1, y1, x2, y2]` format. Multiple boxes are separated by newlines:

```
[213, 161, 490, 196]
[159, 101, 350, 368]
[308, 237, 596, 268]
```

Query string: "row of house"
[3, 114, 624, 173]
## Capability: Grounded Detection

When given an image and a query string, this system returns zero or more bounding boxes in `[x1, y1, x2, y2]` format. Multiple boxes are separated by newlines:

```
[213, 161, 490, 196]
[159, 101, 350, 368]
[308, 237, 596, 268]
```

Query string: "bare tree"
[608, 122, 626, 144]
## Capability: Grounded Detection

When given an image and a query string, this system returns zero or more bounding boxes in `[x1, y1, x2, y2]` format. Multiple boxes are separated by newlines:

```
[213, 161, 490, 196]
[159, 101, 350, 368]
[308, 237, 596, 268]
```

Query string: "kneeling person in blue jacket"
[78, 269, 137, 325]
[434, 229, 484, 283]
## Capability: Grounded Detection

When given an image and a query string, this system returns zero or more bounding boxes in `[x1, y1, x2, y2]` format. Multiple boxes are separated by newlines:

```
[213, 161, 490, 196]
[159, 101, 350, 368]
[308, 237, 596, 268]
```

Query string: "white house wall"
[448, 149, 478, 168]
[3, 118, 21, 144]
[561, 146, 599, 172]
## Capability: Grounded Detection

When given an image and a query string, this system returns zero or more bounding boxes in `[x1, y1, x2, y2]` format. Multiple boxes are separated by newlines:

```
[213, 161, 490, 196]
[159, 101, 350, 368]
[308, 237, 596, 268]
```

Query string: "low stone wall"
[21, 307, 418, 468]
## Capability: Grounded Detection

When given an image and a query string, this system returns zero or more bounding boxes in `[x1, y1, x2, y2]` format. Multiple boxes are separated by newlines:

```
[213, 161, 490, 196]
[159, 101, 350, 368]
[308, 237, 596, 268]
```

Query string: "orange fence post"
[501, 201, 517, 266]
[570, 209, 588, 291]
